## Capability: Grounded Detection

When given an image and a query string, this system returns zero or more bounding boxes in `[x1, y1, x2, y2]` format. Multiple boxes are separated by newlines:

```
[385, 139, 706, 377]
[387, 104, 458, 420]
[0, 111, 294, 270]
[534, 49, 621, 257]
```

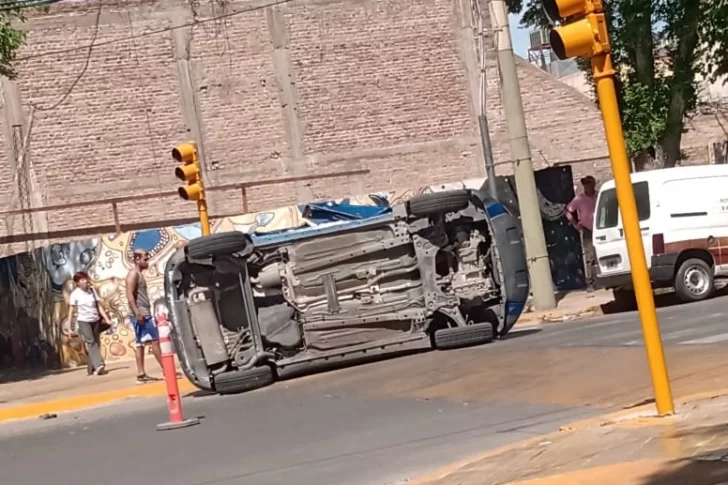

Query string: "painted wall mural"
[0, 174, 582, 370]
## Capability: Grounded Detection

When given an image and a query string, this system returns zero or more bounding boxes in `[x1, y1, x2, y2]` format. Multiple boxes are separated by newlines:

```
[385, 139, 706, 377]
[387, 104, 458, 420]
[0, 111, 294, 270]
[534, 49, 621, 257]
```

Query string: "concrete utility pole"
[488, 0, 556, 310]
[473, 0, 498, 199]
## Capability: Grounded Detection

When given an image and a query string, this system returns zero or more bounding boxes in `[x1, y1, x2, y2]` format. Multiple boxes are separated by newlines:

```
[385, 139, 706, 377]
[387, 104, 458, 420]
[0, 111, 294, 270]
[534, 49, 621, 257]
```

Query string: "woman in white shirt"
[69, 271, 112, 376]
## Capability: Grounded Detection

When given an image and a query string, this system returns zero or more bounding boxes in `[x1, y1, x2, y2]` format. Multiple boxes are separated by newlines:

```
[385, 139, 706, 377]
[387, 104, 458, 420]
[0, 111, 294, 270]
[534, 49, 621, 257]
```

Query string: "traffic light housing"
[172, 142, 204, 201]
[543, 0, 610, 60]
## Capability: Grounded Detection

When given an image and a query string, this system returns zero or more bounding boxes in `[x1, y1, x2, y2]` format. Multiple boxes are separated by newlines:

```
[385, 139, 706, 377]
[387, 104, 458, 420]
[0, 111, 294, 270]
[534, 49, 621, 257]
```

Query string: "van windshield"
[595, 181, 651, 229]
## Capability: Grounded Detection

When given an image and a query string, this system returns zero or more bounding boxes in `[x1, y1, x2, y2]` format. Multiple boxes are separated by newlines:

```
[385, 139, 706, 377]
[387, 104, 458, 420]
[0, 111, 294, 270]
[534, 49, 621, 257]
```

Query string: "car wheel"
[186, 231, 253, 259]
[213, 365, 276, 395]
[433, 322, 495, 350]
[407, 190, 471, 218]
[674, 258, 714, 303]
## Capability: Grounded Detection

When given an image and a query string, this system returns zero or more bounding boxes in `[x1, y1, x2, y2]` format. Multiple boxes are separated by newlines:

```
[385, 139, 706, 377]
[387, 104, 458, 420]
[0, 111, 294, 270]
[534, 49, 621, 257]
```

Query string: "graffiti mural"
[0, 172, 579, 370]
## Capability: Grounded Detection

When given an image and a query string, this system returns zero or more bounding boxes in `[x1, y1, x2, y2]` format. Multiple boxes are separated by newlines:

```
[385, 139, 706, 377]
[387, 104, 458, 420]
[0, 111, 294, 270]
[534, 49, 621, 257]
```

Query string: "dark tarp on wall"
[481, 165, 587, 291]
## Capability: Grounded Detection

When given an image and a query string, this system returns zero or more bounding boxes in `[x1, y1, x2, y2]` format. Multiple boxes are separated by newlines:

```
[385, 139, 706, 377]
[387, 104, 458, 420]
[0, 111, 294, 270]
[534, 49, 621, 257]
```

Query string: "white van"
[593, 164, 728, 304]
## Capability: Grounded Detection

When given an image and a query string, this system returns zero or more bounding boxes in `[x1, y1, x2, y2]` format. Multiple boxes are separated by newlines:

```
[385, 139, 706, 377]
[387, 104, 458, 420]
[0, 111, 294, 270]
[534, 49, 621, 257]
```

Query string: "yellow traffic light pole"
[197, 197, 211, 236]
[543, 0, 674, 416]
[591, 53, 674, 416]
[172, 141, 211, 236]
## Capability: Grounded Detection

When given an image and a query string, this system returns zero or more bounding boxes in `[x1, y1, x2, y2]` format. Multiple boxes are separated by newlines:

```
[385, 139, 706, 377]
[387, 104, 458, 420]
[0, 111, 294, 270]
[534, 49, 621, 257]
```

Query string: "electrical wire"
[16, 0, 295, 62]
[30, 0, 102, 111]
[123, 0, 159, 181]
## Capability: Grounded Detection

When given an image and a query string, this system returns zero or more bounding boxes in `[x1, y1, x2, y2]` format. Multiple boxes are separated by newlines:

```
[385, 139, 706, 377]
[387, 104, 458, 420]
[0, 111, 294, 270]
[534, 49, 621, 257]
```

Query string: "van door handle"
[596, 235, 606, 241]
[641, 227, 650, 232]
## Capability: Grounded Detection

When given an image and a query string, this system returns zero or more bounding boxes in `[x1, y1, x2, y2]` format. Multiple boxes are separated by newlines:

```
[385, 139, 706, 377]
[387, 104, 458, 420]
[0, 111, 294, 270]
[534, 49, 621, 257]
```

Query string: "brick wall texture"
[0, 0, 726, 255]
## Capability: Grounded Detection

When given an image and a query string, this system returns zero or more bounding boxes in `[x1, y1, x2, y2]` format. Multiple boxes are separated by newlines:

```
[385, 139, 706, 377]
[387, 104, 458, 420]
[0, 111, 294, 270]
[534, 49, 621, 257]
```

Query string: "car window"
[595, 181, 650, 229]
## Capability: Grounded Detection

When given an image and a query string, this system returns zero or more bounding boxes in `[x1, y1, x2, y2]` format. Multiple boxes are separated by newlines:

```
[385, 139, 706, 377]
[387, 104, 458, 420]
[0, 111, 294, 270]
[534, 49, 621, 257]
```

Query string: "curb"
[404, 388, 728, 485]
[0, 378, 197, 423]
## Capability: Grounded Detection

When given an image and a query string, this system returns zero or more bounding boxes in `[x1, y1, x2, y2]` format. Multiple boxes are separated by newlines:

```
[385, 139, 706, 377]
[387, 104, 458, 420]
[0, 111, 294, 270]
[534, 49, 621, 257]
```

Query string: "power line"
[123, 0, 160, 185]
[15, 0, 294, 62]
[30, 0, 102, 111]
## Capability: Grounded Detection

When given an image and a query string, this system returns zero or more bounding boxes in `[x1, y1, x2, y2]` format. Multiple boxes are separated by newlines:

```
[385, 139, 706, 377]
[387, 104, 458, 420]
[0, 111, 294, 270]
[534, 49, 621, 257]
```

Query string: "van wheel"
[674, 258, 714, 303]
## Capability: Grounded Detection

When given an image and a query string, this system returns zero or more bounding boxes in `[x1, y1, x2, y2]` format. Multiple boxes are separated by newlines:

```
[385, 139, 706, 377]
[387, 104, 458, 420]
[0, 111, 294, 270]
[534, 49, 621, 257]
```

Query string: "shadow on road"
[642, 421, 728, 484]
[278, 347, 432, 382]
[184, 329, 543, 398]
[600, 284, 728, 315]
[183, 347, 433, 398]
[641, 454, 728, 485]
[501, 328, 542, 340]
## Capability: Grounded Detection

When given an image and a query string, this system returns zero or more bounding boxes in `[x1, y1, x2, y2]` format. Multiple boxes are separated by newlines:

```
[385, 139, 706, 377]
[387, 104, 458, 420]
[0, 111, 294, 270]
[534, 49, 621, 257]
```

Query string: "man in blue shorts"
[126, 249, 164, 384]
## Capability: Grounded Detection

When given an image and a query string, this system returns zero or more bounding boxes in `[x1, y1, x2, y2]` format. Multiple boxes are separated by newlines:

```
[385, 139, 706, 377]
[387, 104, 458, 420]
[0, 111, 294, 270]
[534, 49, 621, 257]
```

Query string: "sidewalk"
[411, 392, 728, 485]
[0, 358, 195, 422]
[517, 289, 614, 325]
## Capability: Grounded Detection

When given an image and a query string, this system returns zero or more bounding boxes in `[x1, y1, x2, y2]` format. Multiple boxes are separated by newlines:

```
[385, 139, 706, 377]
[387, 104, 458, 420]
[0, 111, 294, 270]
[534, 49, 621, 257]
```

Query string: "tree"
[0, 0, 55, 79]
[0, 9, 25, 79]
[506, 0, 728, 171]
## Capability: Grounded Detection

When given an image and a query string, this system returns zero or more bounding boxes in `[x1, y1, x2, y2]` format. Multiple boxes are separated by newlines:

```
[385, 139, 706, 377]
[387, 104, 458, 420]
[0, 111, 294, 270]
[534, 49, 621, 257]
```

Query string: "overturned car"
[163, 189, 529, 394]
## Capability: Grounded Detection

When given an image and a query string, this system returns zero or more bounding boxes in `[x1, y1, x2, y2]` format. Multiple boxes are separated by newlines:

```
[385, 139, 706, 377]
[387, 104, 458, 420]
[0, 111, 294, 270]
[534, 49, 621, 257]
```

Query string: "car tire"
[213, 365, 276, 395]
[407, 190, 471, 218]
[186, 231, 252, 259]
[433, 322, 495, 350]
[674, 258, 714, 303]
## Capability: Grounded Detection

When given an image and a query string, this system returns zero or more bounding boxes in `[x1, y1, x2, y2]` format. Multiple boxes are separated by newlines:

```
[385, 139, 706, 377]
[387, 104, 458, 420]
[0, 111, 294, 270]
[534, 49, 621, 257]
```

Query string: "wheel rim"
[684, 265, 710, 296]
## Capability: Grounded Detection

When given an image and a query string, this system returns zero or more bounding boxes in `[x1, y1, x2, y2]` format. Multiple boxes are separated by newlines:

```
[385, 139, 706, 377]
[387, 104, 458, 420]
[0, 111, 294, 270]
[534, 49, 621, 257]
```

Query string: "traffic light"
[172, 142, 204, 201]
[544, 1, 674, 416]
[543, 0, 610, 60]
[172, 141, 211, 235]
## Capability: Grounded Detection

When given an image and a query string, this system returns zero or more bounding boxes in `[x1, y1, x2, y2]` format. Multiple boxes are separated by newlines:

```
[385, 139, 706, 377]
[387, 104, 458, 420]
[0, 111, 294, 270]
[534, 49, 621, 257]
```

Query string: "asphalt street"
[2, 293, 727, 485]
[504, 291, 728, 348]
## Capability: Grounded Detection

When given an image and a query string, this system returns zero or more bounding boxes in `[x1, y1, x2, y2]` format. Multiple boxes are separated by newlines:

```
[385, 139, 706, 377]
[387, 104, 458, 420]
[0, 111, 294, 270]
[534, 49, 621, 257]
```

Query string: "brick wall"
[0, 0, 615, 255]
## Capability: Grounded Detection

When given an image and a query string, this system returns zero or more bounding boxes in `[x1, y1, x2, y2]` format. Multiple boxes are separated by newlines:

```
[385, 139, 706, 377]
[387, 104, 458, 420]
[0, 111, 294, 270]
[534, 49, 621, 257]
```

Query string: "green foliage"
[621, 81, 668, 154]
[0, 10, 26, 79]
[0, 0, 53, 79]
[506, 0, 728, 168]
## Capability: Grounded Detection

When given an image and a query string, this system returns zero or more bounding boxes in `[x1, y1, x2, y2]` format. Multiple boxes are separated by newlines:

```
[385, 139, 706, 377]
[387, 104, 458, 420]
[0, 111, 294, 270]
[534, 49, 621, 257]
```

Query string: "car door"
[593, 181, 653, 278]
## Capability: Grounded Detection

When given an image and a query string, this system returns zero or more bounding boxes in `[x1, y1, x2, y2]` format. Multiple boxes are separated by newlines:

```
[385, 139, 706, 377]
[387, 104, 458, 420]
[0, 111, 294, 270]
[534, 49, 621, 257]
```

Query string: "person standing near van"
[566, 175, 598, 292]
[126, 249, 164, 384]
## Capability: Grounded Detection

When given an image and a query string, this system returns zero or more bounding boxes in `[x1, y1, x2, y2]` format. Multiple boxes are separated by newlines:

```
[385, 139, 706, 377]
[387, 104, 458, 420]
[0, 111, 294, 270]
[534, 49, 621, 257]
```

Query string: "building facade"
[0, 0, 612, 256]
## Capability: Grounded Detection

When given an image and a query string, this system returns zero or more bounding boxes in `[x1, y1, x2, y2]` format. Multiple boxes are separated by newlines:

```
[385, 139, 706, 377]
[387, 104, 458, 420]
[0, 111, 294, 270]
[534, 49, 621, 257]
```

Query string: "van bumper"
[596, 253, 678, 290]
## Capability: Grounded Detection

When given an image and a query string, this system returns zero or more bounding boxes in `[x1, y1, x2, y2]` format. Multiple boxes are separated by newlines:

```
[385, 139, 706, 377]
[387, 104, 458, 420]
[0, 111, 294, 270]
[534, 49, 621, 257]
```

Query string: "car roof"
[599, 164, 728, 191]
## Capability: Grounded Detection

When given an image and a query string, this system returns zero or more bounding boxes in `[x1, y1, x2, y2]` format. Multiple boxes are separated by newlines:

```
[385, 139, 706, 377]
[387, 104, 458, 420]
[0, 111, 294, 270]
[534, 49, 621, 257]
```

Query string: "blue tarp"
[299, 199, 391, 224]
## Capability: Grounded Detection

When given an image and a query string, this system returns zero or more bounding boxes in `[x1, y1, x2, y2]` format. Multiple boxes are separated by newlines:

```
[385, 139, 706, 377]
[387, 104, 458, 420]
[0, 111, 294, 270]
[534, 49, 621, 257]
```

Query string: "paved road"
[505, 291, 728, 348]
[0, 385, 591, 485]
[2, 293, 727, 485]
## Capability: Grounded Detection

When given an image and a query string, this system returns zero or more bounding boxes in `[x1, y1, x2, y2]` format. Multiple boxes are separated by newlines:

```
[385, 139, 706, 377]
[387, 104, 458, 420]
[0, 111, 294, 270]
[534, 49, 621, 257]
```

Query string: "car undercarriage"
[164, 189, 529, 394]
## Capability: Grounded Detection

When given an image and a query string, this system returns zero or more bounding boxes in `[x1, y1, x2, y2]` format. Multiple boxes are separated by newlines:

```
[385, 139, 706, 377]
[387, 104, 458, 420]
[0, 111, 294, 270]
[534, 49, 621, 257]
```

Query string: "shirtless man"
[126, 249, 164, 384]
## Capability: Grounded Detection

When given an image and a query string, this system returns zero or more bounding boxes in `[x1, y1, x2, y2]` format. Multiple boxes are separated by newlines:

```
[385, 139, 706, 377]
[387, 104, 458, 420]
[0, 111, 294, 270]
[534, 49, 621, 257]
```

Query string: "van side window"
[596, 181, 650, 229]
